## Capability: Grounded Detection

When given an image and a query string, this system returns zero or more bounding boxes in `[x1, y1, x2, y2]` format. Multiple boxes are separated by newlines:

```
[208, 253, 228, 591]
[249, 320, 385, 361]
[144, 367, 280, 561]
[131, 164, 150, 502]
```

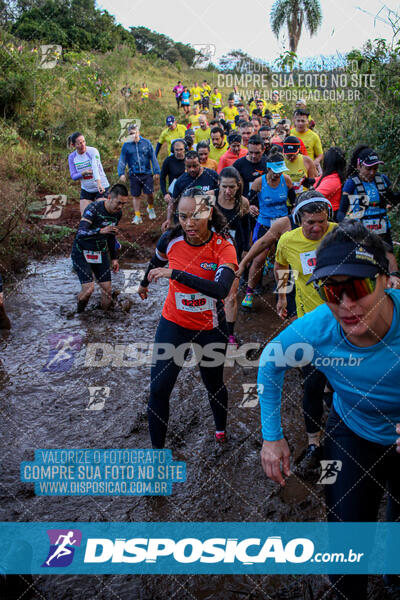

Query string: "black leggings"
[325, 408, 400, 599]
[301, 364, 327, 434]
[148, 316, 229, 448]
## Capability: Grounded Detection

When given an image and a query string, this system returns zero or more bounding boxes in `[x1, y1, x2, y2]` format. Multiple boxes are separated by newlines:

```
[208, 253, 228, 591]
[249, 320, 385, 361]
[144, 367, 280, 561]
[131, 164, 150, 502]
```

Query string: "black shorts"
[71, 242, 112, 284]
[129, 173, 154, 197]
[193, 100, 201, 106]
[80, 187, 110, 201]
[202, 97, 209, 109]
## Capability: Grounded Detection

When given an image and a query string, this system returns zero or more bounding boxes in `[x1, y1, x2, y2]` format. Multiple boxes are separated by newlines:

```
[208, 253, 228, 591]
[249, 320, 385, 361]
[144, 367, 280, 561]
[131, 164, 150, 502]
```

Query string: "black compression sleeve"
[141, 252, 168, 287]
[287, 187, 296, 209]
[155, 142, 162, 157]
[249, 188, 259, 207]
[170, 265, 235, 300]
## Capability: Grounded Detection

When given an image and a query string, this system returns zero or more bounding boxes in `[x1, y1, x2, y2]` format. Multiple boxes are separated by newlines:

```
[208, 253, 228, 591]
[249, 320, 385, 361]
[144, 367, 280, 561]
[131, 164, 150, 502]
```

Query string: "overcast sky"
[97, 0, 399, 63]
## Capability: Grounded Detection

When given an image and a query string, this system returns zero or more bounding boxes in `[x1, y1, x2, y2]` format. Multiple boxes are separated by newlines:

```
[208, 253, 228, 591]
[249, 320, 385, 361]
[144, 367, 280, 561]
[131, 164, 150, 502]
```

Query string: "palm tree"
[270, 0, 322, 53]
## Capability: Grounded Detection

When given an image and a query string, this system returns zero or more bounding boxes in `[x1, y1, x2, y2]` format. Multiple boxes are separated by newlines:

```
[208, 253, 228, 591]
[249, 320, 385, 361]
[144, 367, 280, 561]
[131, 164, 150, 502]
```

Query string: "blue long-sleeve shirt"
[258, 289, 400, 446]
[117, 136, 160, 177]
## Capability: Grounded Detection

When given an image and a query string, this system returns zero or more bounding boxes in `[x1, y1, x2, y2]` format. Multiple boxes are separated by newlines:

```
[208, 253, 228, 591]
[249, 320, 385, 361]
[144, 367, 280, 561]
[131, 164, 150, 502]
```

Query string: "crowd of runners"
[1, 84, 400, 599]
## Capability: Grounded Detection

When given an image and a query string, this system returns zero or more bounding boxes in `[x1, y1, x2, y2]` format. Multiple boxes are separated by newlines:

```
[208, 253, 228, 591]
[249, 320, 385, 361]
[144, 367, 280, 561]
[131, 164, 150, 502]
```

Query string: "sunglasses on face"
[313, 275, 378, 304]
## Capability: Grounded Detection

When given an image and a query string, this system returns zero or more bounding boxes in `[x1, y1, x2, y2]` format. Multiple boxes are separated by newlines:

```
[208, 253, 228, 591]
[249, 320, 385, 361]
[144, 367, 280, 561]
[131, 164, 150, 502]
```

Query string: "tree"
[270, 0, 322, 53]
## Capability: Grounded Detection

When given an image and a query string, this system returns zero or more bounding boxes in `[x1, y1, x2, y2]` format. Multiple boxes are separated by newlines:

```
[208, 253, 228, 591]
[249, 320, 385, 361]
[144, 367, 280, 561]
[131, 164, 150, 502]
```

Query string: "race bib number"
[300, 250, 317, 275]
[82, 170, 93, 180]
[363, 218, 387, 234]
[175, 292, 213, 313]
[83, 250, 102, 264]
[292, 181, 304, 194]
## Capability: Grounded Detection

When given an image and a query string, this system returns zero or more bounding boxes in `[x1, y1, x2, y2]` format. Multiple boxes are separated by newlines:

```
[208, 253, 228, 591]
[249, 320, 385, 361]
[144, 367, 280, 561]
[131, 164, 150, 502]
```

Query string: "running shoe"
[77, 298, 89, 313]
[132, 215, 143, 225]
[296, 444, 323, 473]
[228, 334, 239, 348]
[241, 293, 254, 310]
[215, 432, 226, 444]
[147, 207, 156, 220]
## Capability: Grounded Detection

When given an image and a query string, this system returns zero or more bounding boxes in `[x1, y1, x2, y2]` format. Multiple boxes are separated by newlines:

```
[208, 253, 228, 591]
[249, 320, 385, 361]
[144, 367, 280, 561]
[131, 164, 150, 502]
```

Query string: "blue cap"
[267, 161, 288, 173]
[166, 115, 176, 126]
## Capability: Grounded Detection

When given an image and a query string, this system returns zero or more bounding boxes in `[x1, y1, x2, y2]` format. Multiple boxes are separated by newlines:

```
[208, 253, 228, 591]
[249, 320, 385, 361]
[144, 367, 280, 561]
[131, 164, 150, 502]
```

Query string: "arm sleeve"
[287, 187, 296, 208]
[171, 265, 235, 300]
[155, 142, 162, 157]
[149, 143, 161, 175]
[68, 153, 82, 181]
[172, 176, 183, 199]
[76, 218, 100, 238]
[140, 231, 170, 286]
[337, 179, 354, 222]
[249, 188, 259, 207]
[160, 157, 168, 195]
[89, 148, 101, 181]
[107, 235, 117, 259]
[117, 145, 127, 177]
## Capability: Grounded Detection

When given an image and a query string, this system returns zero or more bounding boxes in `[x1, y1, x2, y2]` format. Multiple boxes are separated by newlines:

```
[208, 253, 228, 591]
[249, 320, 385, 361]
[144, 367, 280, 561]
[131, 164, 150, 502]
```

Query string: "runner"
[210, 87, 222, 117]
[155, 116, 187, 157]
[218, 132, 248, 172]
[68, 131, 110, 215]
[238, 121, 255, 148]
[214, 113, 231, 136]
[197, 141, 218, 171]
[250, 98, 267, 116]
[211, 167, 250, 346]
[283, 136, 317, 195]
[221, 98, 239, 130]
[117, 123, 160, 225]
[313, 147, 346, 220]
[265, 90, 285, 125]
[290, 109, 323, 167]
[194, 115, 211, 144]
[241, 150, 295, 310]
[251, 115, 261, 135]
[180, 87, 191, 115]
[184, 129, 195, 151]
[187, 104, 201, 131]
[138, 188, 238, 448]
[295, 98, 315, 128]
[139, 82, 149, 101]
[71, 183, 128, 312]
[160, 139, 186, 231]
[337, 145, 400, 274]
[201, 80, 211, 111]
[190, 81, 203, 106]
[208, 126, 229, 164]
[259, 126, 273, 154]
[172, 81, 184, 109]
[0, 274, 11, 329]
[273, 191, 336, 472]
[259, 219, 400, 600]
[172, 151, 218, 200]
[231, 85, 242, 106]
[232, 135, 268, 198]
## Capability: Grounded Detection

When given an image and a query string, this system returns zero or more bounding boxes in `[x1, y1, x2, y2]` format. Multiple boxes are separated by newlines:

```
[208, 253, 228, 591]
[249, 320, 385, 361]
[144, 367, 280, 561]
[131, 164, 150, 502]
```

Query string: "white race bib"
[300, 250, 317, 275]
[363, 218, 387, 234]
[175, 292, 213, 313]
[83, 250, 102, 264]
[292, 181, 304, 195]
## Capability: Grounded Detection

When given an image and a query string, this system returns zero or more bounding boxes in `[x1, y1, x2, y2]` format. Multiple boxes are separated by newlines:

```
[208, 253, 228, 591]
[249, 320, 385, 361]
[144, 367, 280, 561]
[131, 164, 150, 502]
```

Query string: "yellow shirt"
[210, 92, 222, 107]
[209, 140, 229, 164]
[203, 158, 218, 170]
[158, 124, 187, 151]
[140, 87, 149, 98]
[222, 106, 238, 129]
[265, 101, 285, 124]
[284, 154, 308, 194]
[290, 128, 323, 161]
[202, 84, 211, 97]
[275, 222, 337, 317]
[195, 127, 211, 143]
[188, 114, 201, 130]
[250, 99, 267, 115]
[191, 86, 203, 102]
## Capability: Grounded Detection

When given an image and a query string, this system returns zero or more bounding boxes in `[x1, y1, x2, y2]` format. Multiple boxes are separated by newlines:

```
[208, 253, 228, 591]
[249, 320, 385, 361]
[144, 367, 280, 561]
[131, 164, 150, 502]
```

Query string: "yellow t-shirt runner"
[195, 127, 211, 143]
[275, 222, 337, 317]
[210, 92, 222, 108]
[249, 99, 267, 115]
[140, 87, 149, 99]
[202, 84, 211, 97]
[284, 154, 308, 195]
[290, 128, 323, 161]
[158, 124, 187, 152]
[209, 140, 229, 163]
[188, 114, 201, 130]
[191, 86, 203, 103]
[221, 106, 238, 129]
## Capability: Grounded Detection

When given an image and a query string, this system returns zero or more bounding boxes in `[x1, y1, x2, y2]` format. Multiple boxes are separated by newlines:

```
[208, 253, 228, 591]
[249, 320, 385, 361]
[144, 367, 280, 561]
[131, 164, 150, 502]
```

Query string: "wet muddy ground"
[0, 258, 389, 599]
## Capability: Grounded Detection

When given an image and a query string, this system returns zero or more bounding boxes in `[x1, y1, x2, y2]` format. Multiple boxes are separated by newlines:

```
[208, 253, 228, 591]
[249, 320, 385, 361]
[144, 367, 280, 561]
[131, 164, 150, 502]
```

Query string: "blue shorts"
[252, 222, 269, 242]
[80, 187, 110, 201]
[71, 242, 112, 285]
[129, 173, 154, 197]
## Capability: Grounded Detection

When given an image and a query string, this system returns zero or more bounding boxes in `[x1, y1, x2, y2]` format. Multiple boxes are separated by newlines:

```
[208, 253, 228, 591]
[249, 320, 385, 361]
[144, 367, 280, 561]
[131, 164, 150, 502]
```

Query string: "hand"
[112, 259, 119, 273]
[97, 181, 105, 194]
[147, 267, 172, 282]
[261, 439, 291, 486]
[164, 193, 172, 203]
[236, 262, 246, 279]
[389, 275, 400, 289]
[161, 219, 172, 232]
[119, 175, 126, 183]
[249, 205, 259, 217]
[396, 424, 400, 454]
[100, 225, 118, 234]
[138, 284, 148, 300]
[276, 295, 288, 319]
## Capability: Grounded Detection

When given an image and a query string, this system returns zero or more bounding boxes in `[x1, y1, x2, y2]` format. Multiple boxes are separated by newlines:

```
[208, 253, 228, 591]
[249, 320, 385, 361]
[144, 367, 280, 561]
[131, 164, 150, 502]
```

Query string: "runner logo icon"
[42, 529, 82, 567]
[317, 460, 342, 485]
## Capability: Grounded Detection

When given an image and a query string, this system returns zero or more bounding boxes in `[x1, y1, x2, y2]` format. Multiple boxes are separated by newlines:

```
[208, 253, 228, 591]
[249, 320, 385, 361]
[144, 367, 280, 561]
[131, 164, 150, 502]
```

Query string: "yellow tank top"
[284, 154, 307, 194]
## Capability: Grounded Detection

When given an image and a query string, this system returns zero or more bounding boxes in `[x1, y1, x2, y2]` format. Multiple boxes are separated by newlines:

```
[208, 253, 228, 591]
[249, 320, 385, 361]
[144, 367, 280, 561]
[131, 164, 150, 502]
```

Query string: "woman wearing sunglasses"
[258, 219, 400, 599]
[138, 187, 238, 449]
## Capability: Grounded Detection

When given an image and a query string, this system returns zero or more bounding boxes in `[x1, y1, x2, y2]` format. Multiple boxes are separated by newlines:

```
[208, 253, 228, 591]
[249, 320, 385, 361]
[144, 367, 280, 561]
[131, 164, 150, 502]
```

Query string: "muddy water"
[0, 259, 383, 599]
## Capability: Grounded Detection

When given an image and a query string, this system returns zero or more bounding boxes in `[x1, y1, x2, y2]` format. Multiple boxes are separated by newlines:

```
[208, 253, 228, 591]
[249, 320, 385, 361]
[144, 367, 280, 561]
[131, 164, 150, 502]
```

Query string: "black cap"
[307, 242, 388, 284]
[358, 148, 384, 167]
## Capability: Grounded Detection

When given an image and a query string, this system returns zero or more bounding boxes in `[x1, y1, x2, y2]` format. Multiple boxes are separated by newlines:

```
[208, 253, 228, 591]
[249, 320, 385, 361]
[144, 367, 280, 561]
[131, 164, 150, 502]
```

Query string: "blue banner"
[0, 522, 398, 574]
